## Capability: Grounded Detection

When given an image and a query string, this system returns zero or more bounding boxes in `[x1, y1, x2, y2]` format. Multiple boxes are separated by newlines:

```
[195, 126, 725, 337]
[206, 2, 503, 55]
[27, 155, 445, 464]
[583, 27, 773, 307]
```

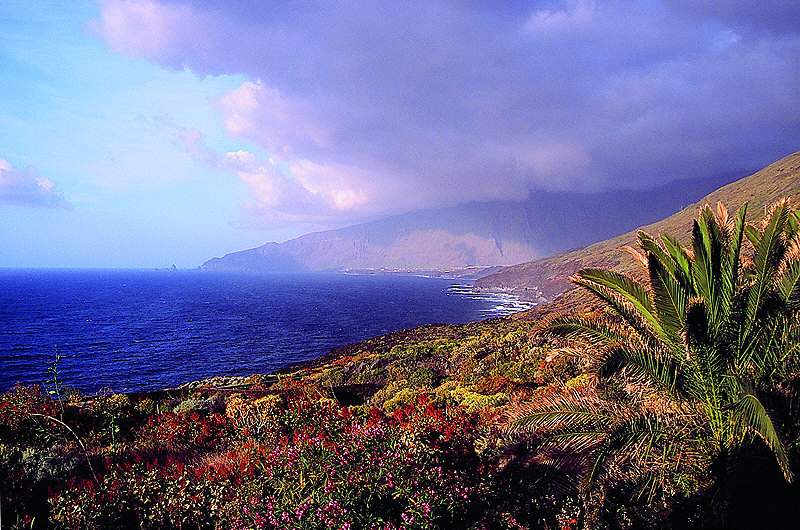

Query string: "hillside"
[475, 149, 800, 307]
[8, 155, 800, 529]
[200, 174, 734, 273]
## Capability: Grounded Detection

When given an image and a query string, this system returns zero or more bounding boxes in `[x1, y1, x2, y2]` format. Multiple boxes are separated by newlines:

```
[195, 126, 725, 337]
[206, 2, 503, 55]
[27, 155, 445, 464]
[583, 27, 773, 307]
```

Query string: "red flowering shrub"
[0, 384, 59, 444]
[3, 385, 532, 528]
[137, 411, 231, 449]
[232, 395, 491, 529]
[49, 457, 241, 529]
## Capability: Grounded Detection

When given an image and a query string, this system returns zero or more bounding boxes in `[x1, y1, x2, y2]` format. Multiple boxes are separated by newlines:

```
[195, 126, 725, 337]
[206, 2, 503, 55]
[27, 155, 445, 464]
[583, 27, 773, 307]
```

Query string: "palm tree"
[501, 200, 800, 525]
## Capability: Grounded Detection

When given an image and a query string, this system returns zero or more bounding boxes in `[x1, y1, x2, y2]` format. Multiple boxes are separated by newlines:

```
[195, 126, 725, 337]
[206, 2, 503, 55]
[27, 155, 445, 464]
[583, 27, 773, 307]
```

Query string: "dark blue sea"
[0, 269, 531, 394]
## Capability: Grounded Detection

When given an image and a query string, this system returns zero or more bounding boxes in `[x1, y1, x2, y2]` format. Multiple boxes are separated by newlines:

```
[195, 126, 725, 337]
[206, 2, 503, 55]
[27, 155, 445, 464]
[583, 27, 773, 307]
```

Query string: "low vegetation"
[501, 200, 800, 527]
[4, 199, 800, 528]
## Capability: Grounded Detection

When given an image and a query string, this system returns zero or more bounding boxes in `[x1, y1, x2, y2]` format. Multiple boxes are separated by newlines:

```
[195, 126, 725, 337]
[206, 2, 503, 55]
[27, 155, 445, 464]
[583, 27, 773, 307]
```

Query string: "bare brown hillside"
[476, 150, 800, 313]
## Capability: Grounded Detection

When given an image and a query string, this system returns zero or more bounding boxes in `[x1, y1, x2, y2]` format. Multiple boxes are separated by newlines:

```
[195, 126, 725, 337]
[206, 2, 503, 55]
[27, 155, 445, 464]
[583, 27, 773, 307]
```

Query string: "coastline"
[0, 269, 535, 394]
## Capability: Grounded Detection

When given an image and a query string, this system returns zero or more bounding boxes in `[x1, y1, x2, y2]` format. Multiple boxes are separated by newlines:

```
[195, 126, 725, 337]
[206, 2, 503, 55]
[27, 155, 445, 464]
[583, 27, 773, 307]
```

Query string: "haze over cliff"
[476, 149, 800, 305]
[201, 172, 738, 273]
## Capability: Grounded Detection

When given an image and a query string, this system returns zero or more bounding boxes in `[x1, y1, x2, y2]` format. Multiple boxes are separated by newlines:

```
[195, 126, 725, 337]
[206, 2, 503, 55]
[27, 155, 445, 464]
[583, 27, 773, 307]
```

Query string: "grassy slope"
[475, 149, 800, 313]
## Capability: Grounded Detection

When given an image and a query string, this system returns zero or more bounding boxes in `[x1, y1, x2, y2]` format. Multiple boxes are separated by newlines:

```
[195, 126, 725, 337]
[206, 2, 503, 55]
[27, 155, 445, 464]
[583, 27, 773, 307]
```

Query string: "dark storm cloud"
[95, 0, 800, 223]
[666, 1, 800, 35]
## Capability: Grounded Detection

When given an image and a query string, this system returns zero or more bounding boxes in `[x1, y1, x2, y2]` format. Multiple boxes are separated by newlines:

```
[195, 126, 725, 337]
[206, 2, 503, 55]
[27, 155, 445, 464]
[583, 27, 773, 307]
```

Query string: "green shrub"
[225, 394, 282, 438]
[535, 350, 582, 385]
[564, 373, 594, 391]
[409, 366, 439, 388]
[321, 365, 345, 386]
[351, 365, 386, 385]
[511, 361, 539, 383]
[370, 378, 409, 407]
[384, 387, 419, 412]
[433, 379, 460, 406]
[173, 393, 225, 414]
[135, 397, 157, 415]
[451, 388, 509, 413]
[21, 446, 80, 484]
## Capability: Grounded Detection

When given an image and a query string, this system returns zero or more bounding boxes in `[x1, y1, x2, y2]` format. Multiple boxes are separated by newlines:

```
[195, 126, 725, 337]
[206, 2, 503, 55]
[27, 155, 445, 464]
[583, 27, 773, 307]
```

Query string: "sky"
[1, 1, 798, 268]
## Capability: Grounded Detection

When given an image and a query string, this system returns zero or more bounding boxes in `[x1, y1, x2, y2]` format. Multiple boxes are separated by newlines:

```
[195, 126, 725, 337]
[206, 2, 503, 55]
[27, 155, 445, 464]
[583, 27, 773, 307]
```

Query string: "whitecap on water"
[446, 284, 535, 316]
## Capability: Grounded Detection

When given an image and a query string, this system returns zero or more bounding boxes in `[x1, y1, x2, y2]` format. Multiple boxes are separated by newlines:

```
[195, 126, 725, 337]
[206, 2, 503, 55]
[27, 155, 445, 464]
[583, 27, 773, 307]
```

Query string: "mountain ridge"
[475, 149, 800, 309]
[200, 172, 740, 273]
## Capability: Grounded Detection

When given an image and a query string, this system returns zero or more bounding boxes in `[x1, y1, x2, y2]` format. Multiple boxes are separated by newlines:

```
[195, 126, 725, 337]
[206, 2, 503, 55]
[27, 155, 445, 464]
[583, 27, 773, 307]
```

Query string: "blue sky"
[1, 1, 799, 267]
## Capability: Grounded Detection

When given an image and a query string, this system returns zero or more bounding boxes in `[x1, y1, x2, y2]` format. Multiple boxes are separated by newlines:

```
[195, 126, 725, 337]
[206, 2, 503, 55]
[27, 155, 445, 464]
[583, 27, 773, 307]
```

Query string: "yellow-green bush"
[383, 388, 419, 412]
[225, 394, 282, 437]
[450, 387, 509, 414]
[564, 373, 594, 390]
[408, 366, 438, 388]
[322, 365, 345, 386]
[135, 397, 156, 415]
[369, 378, 409, 407]
[433, 379, 460, 406]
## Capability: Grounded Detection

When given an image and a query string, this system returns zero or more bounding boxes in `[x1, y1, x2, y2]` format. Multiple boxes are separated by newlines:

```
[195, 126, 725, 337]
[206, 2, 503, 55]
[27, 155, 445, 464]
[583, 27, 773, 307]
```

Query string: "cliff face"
[201, 169, 738, 273]
[202, 230, 537, 272]
[201, 203, 542, 272]
[476, 150, 800, 304]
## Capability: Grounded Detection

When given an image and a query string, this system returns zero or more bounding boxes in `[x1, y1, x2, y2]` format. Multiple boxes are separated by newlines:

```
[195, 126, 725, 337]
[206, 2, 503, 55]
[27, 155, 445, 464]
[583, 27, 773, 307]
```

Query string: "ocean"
[0, 269, 532, 394]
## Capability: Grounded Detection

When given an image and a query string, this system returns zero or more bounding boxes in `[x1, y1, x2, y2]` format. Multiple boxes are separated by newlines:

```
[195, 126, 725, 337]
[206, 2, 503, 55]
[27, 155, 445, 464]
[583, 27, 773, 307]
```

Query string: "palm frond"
[501, 388, 620, 436]
[573, 268, 665, 342]
[639, 232, 678, 277]
[729, 392, 793, 482]
[622, 244, 649, 271]
[718, 203, 747, 322]
[660, 233, 694, 292]
[715, 202, 731, 229]
[582, 412, 692, 496]
[691, 206, 735, 334]
[778, 256, 800, 308]
[594, 343, 687, 399]
[543, 314, 630, 348]
[690, 219, 716, 319]
[745, 200, 790, 328]
[648, 252, 688, 348]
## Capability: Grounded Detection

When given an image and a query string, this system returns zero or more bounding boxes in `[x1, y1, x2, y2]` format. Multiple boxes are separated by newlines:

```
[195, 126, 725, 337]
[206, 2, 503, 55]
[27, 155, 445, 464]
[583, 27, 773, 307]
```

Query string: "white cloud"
[93, 0, 202, 58]
[0, 159, 71, 208]
[171, 120, 374, 224]
[232, 156, 373, 222]
[217, 81, 332, 157]
[522, 0, 597, 36]
[233, 156, 367, 224]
